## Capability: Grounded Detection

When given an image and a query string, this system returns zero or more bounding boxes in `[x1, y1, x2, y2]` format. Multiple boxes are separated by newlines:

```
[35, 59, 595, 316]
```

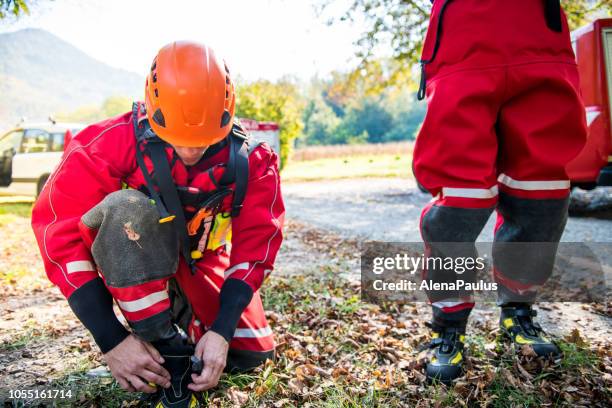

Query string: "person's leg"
[80, 190, 199, 407]
[174, 252, 275, 373]
[413, 68, 504, 383]
[494, 61, 587, 358]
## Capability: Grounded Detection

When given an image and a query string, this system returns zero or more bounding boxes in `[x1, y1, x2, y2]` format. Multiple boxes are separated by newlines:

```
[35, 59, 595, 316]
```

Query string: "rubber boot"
[424, 325, 466, 385]
[499, 303, 562, 361]
[146, 336, 202, 408]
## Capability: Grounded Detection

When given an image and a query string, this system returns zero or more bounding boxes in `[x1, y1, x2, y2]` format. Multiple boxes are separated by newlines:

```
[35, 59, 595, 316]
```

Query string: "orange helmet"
[145, 41, 235, 147]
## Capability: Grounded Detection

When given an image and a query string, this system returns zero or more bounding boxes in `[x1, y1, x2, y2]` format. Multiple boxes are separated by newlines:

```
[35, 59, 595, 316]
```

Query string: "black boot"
[146, 336, 202, 408]
[424, 325, 466, 385]
[499, 303, 561, 361]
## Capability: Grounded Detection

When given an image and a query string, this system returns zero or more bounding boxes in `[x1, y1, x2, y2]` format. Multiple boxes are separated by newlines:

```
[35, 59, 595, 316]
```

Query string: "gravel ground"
[282, 177, 612, 243]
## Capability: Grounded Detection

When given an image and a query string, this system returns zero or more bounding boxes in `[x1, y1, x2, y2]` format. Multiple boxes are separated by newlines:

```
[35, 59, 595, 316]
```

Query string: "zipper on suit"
[417, 0, 455, 100]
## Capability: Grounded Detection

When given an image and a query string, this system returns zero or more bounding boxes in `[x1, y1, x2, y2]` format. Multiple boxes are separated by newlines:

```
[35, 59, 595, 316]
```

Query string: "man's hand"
[103, 334, 171, 393]
[188, 331, 229, 391]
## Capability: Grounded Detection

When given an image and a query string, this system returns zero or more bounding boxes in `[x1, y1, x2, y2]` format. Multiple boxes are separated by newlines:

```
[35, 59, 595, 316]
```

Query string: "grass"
[0, 327, 48, 352]
[0, 202, 33, 219]
[281, 154, 412, 182]
[292, 142, 413, 161]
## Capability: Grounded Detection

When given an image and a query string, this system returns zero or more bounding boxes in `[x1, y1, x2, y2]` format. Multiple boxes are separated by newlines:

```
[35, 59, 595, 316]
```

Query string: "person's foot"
[145, 337, 202, 408]
[424, 325, 466, 385]
[499, 303, 562, 361]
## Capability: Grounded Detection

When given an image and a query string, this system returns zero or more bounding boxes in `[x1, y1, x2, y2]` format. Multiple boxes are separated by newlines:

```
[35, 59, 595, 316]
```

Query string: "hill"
[0, 28, 142, 130]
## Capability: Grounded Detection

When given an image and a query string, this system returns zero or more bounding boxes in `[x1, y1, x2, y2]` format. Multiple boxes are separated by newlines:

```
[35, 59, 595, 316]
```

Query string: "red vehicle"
[567, 18, 612, 188]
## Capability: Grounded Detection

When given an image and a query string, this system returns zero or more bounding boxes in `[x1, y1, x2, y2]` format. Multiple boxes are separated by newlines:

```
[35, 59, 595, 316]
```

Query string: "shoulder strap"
[148, 140, 195, 270]
[219, 123, 249, 217]
[132, 103, 171, 220]
[131, 102, 195, 271]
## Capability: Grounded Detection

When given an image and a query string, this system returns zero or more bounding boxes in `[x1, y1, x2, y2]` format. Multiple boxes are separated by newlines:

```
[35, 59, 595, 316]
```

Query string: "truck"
[238, 118, 281, 162]
[0, 121, 83, 197]
[567, 18, 612, 188]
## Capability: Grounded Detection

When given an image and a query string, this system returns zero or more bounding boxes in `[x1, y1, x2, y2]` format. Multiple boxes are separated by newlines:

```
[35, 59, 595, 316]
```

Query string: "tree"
[235, 78, 305, 166]
[0, 0, 30, 20]
[101, 96, 132, 118]
[55, 96, 133, 123]
[322, 0, 611, 85]
[302, 96, 341, 145]
[342, 97, 394, 143]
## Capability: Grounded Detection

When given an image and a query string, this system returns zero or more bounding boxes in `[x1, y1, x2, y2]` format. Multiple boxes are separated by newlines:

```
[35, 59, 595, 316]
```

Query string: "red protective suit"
[414, 0, 587, 326]
[31, 105, 284, 355]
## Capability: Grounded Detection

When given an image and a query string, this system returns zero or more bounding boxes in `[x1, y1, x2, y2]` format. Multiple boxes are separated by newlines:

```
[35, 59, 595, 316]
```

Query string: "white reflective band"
[225, 262, 249, 278]
[66, 260, 95, 274]
[116, 291, 168, 313]
[498, 174, 569, 191]
[432, 300, 473, 309]
[585, 110, 600, 127]
[442, 186, 498, 199]
[233, 326, 273, 338]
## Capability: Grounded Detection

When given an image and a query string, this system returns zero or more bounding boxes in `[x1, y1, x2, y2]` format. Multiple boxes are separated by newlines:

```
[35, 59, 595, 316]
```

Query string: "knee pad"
[421, 205, 493, 243]
[81, 189, 179, 287]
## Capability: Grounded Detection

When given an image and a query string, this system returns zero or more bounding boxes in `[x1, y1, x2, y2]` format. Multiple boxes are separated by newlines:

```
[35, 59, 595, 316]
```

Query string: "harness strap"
[220, 124, 249, 217]
[544, 0, 562, 32]
[132, 103, 172, 221]
[147, 140, 195, 271]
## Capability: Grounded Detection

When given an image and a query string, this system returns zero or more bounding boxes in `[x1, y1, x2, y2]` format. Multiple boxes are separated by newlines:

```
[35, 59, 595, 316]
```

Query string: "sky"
[0, 0, 366, 81]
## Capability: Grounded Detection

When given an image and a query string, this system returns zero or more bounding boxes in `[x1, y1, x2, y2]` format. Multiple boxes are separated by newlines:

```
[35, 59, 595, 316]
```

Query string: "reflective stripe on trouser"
[414, 61, 586, 326]
[101, 249, 274, 353]
[174, 255, 275, 353]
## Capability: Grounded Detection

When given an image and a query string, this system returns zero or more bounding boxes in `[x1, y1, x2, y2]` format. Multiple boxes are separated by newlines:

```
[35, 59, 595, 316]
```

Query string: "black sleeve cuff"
[67, 277, 130, 354]
[209, 278, 254, 342]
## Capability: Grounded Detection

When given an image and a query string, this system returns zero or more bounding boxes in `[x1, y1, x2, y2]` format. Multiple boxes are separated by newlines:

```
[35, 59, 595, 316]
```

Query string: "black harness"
[131, 102, 249, 271]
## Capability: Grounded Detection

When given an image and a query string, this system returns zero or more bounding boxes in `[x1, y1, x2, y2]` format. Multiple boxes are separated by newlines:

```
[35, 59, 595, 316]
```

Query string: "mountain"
[0, 28, 143, 130]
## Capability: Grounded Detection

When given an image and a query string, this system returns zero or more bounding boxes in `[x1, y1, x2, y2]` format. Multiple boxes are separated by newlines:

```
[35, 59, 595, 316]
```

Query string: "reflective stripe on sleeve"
[66, 260, 95, 274]
[225, 262, 250, 278]
[116, 291, 168, 313]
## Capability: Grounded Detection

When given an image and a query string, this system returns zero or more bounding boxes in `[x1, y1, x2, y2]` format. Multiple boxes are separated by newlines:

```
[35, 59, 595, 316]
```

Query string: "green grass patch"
[0, 325, 50, 352]
[0, 202, 33, 219]
[281, 154, 412, 182]
[557, 340, 598, 371]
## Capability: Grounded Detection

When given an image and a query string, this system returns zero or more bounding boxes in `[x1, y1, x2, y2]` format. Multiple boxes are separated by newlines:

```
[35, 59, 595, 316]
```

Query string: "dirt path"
[282, 178, 612, 243]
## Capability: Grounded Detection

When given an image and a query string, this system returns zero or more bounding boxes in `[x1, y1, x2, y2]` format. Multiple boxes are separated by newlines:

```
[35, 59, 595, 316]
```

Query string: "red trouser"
[414, 0, 587, 326]
[104, 253, 274, 354]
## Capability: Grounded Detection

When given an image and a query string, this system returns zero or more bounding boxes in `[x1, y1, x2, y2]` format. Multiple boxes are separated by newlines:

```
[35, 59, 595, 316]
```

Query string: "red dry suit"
[413, 0, 587, 327]
[31, 103, 284, 359]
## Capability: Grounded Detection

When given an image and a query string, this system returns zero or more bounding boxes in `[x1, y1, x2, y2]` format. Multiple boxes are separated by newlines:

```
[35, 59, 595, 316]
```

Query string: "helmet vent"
[152, 108, 166, 127]
[225, 76, 230, 85]
[220, 110, 231, 128]
[152, 73, 158, 83]
[224, 62, 229, 74]
[154, 88, 159, 98]
[151, 60, 157, 71]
